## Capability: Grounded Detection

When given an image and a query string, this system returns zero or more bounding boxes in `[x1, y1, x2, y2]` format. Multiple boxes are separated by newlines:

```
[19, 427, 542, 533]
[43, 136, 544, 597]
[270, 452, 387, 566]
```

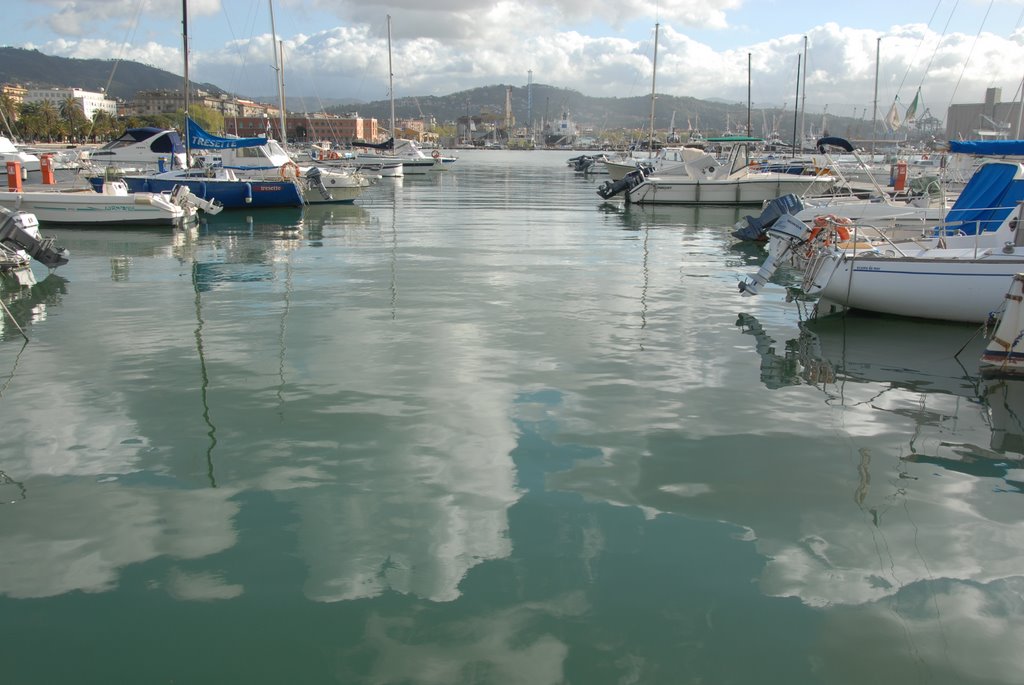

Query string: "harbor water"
[1, 150, 1022, 684]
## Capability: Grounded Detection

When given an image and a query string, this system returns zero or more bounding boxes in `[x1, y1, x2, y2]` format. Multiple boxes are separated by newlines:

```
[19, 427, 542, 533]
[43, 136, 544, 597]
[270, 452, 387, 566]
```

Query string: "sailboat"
[88, 0, 306, 210]
[352, 16, 456, 174]
[602, 24, 669, 179]
[181, 4, 370, 206]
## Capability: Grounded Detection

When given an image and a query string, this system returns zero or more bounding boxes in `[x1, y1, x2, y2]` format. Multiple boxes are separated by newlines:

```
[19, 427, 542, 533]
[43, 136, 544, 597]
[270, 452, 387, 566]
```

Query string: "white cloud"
[38, 0, 222, 38]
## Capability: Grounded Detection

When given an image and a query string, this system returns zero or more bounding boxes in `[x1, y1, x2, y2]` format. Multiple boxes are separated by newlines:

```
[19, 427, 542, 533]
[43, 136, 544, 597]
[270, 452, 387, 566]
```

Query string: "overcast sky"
[10, 0, 1024, 119]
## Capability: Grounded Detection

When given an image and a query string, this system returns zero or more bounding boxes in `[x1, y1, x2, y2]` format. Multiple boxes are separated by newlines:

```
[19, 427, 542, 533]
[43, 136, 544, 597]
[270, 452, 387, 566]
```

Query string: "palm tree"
[59, 95, 86, 142]
[37, 100, 60, 142]
[90, 110, 116, 142]
[0, 94, 18, 138]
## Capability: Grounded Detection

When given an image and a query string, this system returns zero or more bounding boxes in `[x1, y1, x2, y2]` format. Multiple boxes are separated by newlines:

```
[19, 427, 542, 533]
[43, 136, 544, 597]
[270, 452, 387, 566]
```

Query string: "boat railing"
[847, 216, 998, 259]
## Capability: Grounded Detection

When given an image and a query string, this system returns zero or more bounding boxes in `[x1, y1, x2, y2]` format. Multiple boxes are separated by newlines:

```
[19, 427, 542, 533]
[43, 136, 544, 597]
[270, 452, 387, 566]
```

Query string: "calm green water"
[2, 150, 1022, 684]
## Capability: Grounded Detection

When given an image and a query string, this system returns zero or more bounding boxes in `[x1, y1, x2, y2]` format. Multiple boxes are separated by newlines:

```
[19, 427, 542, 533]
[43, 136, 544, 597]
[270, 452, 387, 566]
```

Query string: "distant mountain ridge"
[0, 47, 881, 139]
[323, 85, 861, 140]
[0, 47, 226, 100]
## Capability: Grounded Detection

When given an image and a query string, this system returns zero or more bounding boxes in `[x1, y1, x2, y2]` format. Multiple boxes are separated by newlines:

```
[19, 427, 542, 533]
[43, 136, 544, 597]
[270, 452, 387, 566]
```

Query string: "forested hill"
[0, 47, 226, 100]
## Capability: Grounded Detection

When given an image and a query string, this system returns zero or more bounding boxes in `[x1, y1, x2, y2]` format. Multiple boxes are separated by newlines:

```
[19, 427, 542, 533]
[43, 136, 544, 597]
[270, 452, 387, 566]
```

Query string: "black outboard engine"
[304, 166, 332, 201]
[568, 155, 601, 173]
[731, 193, 804, 242]
[596, 165, 650, 200]
[0, 208, 69, 269]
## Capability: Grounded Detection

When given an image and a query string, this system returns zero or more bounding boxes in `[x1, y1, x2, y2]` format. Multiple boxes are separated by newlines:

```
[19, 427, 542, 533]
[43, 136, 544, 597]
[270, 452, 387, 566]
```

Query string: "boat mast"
[182, 0, 190, 166]
[871, 37, 880, 156]
[791, 53, 800, 157]
[1016, 70, 1024, 138]
[388, 15, 396, 144]
[648, 23, 659, 153]
[799, 35, 807, 149]
[746, 52, 751, 137]
[269, 0, 287, 145]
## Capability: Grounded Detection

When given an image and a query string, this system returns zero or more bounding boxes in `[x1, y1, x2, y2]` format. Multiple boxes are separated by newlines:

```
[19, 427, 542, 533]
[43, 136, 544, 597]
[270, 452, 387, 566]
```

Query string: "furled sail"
[187, 117, 268, 150]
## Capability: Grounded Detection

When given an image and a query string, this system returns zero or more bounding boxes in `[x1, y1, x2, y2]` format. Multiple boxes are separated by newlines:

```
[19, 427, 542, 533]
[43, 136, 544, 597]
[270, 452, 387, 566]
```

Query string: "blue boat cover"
[948, 140, 1024, 156]
[187, 117, 267, 150]
[943, 162, 1024, 234]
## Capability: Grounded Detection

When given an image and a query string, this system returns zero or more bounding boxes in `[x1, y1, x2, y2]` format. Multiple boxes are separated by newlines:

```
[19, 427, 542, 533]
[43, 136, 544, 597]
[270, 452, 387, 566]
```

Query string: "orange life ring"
[330, 151, 340, 160]
[279, 161, 300, 179]
[808, 215, 853, 253]
[431, 149, 441, 160]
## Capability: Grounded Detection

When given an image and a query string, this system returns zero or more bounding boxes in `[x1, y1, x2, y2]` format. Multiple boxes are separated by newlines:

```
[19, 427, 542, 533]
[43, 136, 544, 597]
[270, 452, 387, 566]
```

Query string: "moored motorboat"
[602, 146, 707, 182]
[79, 127, 187, 171]
[598, 139, 835, 205]
[310, 142, 404, 178]
[0, 137, 41, 175]
[0, 179, 214, 226]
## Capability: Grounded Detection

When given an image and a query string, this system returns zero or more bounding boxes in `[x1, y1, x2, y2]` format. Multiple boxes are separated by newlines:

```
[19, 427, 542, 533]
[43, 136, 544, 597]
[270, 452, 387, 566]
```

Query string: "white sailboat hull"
[812, 255, 1024, 324]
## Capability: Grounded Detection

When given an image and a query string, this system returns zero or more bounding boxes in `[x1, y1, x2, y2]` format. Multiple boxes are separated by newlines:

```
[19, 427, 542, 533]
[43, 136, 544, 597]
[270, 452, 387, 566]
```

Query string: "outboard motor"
[731, 194, 804, 242]
[0, 208, 69, 269]
[737, 214, 810, 296]
[567, 155, 588, 169]
[304, 166, 333, 201]
[597, 165, 650, 200]
[170, 185, 224, 215]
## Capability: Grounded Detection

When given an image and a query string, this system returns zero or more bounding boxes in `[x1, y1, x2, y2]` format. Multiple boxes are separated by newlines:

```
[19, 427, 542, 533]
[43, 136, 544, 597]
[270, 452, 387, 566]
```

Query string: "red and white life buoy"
[431, 150, 441, 160]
